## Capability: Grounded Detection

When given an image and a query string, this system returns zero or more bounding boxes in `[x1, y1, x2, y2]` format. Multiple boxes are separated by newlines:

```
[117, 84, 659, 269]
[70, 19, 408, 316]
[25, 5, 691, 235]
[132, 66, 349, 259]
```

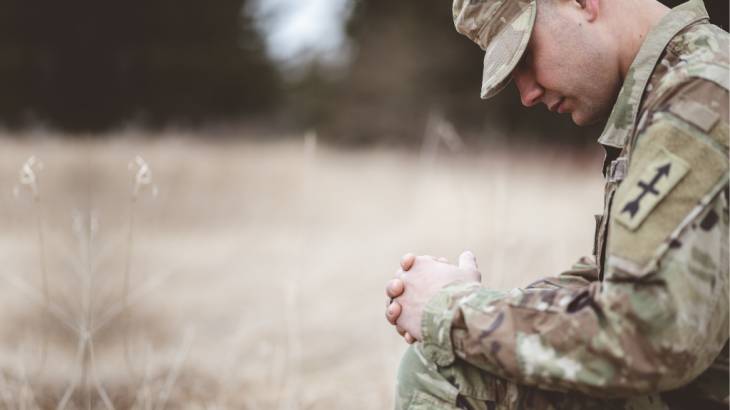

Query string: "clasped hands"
[385, 251, 482, 344]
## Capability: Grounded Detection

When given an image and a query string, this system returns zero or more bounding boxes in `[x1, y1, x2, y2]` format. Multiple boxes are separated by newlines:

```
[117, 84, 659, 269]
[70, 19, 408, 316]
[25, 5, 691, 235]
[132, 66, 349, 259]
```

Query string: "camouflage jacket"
[421, 0, 729, 401]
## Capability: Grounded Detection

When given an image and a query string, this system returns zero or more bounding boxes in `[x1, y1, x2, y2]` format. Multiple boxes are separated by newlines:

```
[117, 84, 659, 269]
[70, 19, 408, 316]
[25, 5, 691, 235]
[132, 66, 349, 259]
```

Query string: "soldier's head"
[454, 0, 668, 126]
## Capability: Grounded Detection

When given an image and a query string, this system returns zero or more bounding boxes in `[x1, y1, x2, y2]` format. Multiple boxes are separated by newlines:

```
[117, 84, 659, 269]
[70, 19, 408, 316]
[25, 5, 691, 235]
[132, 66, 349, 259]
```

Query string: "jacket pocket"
[407, 391, 460, 410]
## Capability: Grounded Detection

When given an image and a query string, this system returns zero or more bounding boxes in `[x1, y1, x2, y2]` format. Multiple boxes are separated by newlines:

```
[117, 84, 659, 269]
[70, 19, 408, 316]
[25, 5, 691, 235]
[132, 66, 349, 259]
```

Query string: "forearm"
[423, 282, 722, 397]
[421, 194, 729, 397]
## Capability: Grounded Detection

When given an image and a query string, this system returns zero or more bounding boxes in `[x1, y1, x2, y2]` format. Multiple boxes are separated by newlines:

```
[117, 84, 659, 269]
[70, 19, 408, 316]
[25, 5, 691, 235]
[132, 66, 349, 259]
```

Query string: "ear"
[576, 0, 599, 22]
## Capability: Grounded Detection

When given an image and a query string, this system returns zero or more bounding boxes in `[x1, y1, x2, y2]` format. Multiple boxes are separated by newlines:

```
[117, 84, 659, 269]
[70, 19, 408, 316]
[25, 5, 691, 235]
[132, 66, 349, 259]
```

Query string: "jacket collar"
[597, 0, 709, 149]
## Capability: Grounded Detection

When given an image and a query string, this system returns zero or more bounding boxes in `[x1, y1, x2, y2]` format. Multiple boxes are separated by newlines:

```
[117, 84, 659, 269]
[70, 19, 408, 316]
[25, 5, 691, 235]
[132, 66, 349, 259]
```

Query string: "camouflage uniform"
[395, 1, 729, 409]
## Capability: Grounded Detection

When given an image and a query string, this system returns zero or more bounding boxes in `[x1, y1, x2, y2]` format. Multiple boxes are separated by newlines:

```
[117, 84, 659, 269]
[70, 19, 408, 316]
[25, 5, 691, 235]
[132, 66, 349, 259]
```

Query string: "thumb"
[458, 251, 478, 269]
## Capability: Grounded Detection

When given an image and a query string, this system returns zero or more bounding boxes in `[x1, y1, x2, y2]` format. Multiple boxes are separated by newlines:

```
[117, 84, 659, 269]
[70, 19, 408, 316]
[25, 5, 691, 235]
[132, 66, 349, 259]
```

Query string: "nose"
[512, 65, 544, 107]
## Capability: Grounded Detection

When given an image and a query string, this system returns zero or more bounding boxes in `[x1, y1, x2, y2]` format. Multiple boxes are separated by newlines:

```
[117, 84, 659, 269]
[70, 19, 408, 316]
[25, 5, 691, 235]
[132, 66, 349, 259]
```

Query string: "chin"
[571, 113, 591, 126]
[571, 111, 608, 126]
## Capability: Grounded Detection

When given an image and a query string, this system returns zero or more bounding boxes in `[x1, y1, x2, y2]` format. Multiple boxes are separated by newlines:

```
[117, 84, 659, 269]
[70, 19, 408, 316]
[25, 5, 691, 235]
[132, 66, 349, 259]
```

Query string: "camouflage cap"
[453, 0, 537, 99]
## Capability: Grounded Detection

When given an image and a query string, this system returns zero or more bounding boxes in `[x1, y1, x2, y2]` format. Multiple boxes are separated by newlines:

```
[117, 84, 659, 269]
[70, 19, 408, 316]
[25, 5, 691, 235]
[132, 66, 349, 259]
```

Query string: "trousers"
[393, 342, 725, 410]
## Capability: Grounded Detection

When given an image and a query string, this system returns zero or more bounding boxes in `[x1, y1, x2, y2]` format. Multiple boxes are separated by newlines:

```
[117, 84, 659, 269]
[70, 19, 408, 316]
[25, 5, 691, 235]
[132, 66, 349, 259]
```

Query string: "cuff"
[420, 280, 482, 367]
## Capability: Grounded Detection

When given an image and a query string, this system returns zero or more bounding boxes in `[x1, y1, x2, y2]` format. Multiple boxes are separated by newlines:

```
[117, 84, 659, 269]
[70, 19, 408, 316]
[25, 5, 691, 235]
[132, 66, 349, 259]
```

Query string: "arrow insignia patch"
[615, 148, 690, 230]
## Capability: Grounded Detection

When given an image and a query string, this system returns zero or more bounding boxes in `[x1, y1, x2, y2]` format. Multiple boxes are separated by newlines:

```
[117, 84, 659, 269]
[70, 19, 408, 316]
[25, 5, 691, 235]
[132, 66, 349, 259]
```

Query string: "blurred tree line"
[313, 0, 727, 146]
[0, 0, 725, 143]
[0, 0, 277, 130]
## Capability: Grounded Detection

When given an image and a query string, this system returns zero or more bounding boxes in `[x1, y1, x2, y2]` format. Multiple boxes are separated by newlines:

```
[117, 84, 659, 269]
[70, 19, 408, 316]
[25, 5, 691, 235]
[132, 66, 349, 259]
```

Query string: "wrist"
[420, 280, 482, 367]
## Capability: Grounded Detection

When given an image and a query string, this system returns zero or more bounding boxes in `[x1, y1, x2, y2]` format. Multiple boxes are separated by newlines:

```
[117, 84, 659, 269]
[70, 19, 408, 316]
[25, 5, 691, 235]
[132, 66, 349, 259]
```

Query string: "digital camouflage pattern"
[452, 0, 536, 99]
[396, 0, 729, 408]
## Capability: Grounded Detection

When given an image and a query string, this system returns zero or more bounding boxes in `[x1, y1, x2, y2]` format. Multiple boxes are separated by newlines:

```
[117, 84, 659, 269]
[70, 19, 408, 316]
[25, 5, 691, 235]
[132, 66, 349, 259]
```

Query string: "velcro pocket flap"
[670, 97, 721, 133]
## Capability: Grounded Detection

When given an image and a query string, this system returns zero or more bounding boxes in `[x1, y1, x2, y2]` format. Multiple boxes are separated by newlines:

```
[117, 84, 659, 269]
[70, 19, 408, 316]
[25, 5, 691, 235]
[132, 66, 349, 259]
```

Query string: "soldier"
[384, 0, 729, 408]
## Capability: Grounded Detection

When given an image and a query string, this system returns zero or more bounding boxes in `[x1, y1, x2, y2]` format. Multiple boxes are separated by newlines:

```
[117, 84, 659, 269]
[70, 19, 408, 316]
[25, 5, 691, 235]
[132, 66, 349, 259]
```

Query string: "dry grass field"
[0, 130, 604, 410]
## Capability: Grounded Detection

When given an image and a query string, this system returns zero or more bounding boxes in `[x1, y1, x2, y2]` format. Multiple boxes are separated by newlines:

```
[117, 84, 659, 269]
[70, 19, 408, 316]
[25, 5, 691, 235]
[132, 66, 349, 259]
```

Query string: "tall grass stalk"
[0, 366, 17, 410]
[276, 131, 316, 410]
[16, 156, 50, 380]
[153, 328, 193, 410]
[88, 338, 115, 410]
[6, 154, 177, 410]
[130, 344, 154, 410]
[123, 157, 157, 378]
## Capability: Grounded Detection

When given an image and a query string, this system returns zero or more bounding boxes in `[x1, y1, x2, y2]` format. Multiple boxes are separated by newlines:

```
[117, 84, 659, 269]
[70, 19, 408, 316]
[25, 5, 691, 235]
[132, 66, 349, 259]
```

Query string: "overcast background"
[0, 0, 725, 145]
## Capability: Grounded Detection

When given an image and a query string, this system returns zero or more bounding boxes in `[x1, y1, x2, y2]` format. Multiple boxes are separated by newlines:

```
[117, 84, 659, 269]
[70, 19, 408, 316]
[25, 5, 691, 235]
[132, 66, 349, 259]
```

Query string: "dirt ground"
[0, 130, 604, 410]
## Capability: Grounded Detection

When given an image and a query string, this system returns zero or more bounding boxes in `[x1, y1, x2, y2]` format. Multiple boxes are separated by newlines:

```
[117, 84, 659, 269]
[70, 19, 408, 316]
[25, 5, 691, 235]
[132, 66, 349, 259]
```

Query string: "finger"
[404, 332, 416, 344]
[411, 255, 437, 268]
[458, 251, 478, 269]
[401, 253, 415, 271]
[386, 279, 404, 298]
[386, 301, 402, 325]
[437, 257, 449, 264]
[395, 324, 406, 338]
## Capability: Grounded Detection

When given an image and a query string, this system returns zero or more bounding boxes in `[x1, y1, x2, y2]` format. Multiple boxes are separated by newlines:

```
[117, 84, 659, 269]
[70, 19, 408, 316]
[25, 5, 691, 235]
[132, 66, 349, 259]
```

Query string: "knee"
[394, 345, 422, 410]
[394, 343, 458, 410]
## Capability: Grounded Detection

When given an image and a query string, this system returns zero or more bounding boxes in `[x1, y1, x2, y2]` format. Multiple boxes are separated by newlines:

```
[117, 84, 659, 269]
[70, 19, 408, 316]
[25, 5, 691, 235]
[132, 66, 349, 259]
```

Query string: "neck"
[609, 0, 670, 80]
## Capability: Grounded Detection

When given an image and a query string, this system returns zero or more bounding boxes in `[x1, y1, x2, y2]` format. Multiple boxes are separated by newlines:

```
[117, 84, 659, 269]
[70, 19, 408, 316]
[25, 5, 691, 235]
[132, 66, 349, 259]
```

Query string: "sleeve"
[420, 81, 730, 398]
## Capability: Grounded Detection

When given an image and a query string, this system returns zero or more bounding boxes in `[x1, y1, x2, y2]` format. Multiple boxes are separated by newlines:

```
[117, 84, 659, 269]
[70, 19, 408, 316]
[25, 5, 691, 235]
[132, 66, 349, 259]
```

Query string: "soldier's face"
[511, 2, 622, 126]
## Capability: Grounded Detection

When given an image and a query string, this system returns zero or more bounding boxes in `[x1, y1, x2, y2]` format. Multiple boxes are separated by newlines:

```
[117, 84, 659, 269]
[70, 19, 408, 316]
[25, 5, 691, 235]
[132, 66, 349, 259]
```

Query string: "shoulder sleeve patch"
[670, 97, 721, 133]
[608, 119, 729, 267]
[615, 148, 690, 230]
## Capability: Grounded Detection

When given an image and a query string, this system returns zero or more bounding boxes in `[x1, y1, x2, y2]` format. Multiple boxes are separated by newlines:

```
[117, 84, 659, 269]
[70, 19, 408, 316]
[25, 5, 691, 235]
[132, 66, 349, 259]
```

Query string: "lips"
[557, 98, 566, 113]
[549, 98, 565, 112]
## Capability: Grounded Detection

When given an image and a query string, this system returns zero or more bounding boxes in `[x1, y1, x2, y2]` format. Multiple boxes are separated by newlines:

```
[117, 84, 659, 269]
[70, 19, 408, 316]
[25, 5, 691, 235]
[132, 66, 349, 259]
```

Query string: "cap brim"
[480, 1, 536, 99]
